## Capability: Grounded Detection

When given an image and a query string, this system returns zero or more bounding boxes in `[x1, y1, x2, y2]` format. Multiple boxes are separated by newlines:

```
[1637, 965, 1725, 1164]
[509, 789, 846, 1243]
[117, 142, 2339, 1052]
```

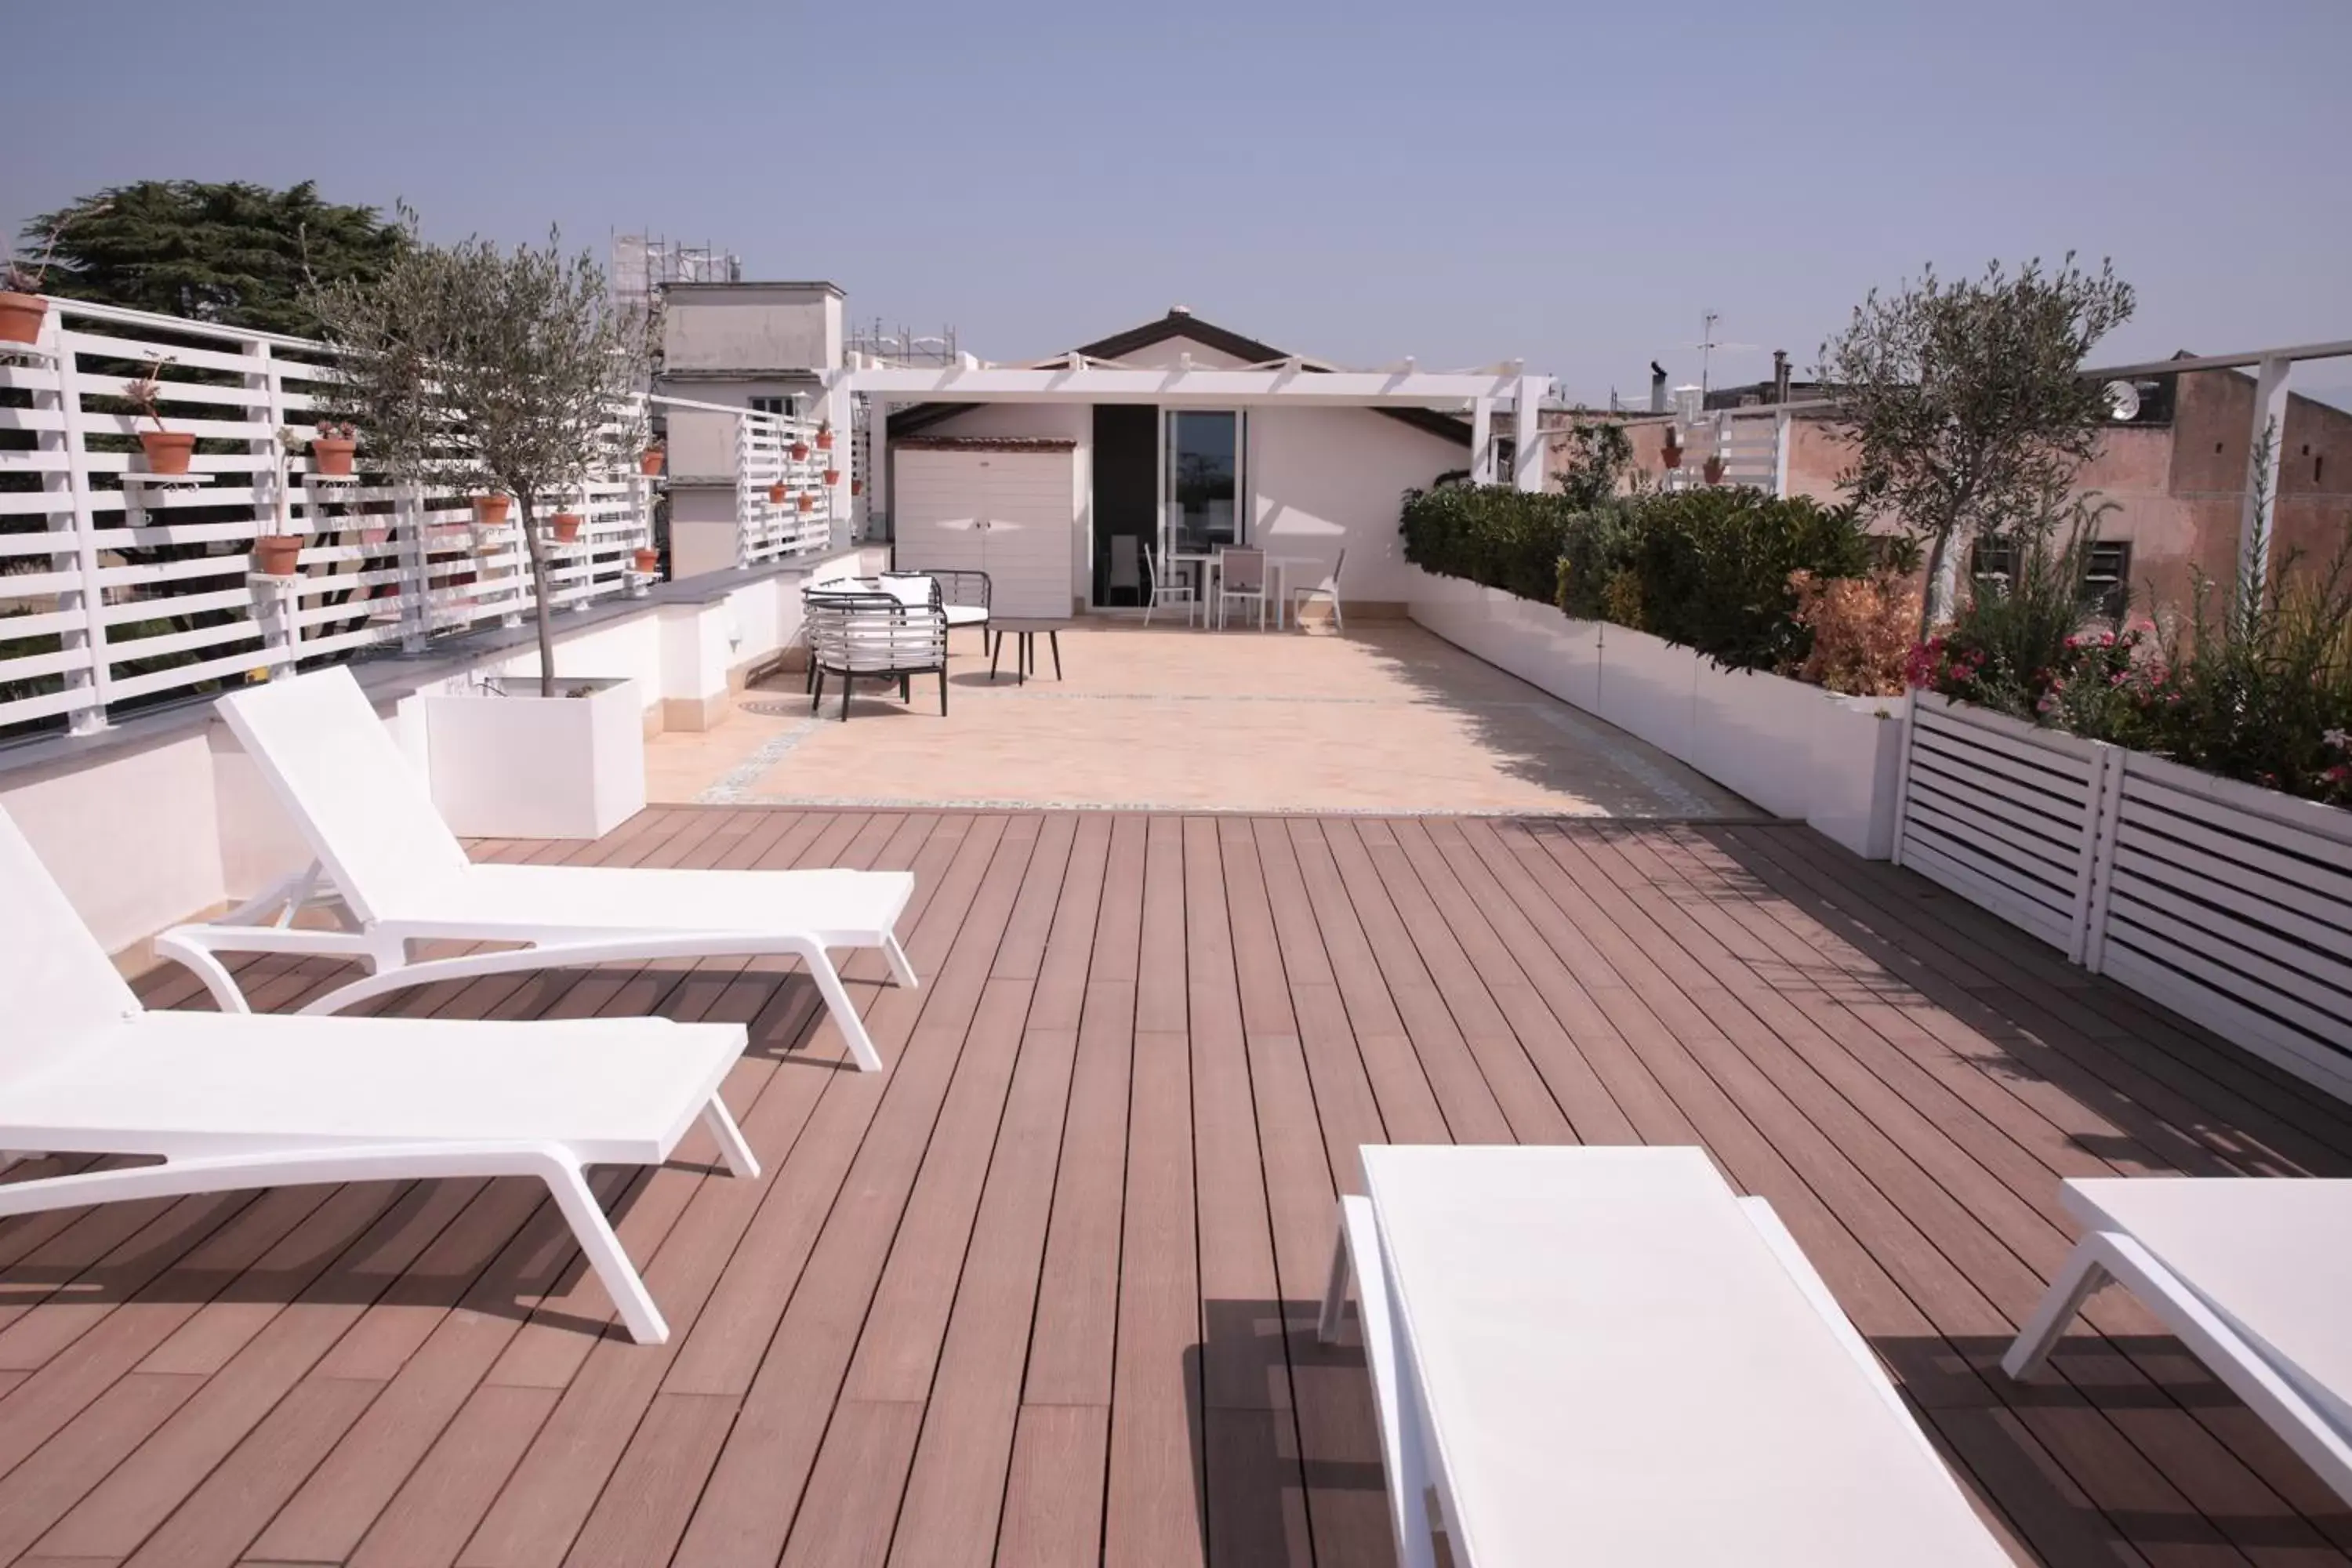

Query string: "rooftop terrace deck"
[5, 806, 2350, 1566]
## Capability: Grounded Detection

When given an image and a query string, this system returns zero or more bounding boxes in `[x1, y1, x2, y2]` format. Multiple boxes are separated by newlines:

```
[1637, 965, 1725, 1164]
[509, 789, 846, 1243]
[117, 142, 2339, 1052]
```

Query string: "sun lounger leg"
[541, 1155, 669, 1345]
[799, 943, 885, 1073]
[700, 1094, 760, 1180]
[2002, 1234, 2113, 1381]
[883, 932, 920, 991]
[1318, 1204, 1356, 1343]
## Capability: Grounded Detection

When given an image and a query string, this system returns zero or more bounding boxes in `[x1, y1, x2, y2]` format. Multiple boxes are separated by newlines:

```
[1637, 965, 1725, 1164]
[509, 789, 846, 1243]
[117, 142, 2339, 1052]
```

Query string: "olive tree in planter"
[309, 225, 655, 837]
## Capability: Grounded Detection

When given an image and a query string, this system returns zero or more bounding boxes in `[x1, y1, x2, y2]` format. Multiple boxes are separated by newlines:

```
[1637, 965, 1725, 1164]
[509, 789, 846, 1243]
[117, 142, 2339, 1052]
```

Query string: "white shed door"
[895, 448, 1074, 619]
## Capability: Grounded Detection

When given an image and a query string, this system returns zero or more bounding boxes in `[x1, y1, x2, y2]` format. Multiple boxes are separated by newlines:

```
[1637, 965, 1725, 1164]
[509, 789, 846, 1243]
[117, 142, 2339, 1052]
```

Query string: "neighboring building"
[1584, 358, 2352, 619]
[654, 280, 844, 579]
[879, 307, 1478, 617]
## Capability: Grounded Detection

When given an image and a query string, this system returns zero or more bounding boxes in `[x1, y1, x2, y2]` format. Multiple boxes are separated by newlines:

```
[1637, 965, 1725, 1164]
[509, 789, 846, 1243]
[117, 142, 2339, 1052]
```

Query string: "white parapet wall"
[1406, 568, 1907, 856]
[0, 548, 877, 966]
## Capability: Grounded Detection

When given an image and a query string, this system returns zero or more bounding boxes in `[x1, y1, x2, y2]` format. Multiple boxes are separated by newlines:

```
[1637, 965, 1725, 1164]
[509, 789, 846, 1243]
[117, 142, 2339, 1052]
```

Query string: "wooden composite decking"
[5, 806, 2351, 1566]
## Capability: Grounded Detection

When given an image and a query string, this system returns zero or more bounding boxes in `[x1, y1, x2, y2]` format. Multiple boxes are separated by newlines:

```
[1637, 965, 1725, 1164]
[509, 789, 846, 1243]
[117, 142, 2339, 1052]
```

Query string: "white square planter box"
[424, 677, 647, 840]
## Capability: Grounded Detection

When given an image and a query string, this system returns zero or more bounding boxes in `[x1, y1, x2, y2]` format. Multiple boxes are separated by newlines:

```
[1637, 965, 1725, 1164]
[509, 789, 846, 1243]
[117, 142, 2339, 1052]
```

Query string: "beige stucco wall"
[662, 285, 841, 373]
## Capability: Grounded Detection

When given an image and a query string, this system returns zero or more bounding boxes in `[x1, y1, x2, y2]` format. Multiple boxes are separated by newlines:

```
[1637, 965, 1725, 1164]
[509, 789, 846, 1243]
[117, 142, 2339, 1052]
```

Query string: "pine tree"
[22, 180, 407, 336]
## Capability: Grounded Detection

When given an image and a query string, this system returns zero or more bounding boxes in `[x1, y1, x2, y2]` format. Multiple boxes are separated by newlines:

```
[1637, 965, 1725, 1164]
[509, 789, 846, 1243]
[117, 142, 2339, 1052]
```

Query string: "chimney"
[1771, 349, 1791, 404]
[1649, 361, 1668, 414]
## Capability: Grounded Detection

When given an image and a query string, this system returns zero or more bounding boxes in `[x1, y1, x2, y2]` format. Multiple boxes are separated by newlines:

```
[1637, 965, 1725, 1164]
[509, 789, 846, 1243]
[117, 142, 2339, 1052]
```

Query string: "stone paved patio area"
[647, 621, 1757, 817]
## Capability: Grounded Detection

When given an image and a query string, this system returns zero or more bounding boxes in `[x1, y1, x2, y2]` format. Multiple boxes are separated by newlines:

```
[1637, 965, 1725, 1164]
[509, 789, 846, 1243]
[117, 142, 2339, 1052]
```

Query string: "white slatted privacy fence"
[1896, 692, 2352, 1101]
[1661, 410, 1787, 495]
[0, 296, 657, 739]
[720, 405, 836, 568]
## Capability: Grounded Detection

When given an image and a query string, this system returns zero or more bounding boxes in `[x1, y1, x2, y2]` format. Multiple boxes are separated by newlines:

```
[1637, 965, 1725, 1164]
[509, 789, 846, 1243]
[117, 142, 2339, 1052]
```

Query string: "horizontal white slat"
[2107, 880, 2352, 1014]
[2122, 772, 2352, 884]
[1905, 742, 2090, 837]
[0, 605, 87, 639]
[2111, 840, 2352, 967]
[2099, 946, 2352, 1098]
[60, 330, 265, 379]
[1902, 772, 2082, 883]
[0, 682, 93, 727]
[0, 491, 71, 517]
[0, 642, 92, 681]
[2104, 906, 2352, 1052]
[1898, 836, 2075, 949]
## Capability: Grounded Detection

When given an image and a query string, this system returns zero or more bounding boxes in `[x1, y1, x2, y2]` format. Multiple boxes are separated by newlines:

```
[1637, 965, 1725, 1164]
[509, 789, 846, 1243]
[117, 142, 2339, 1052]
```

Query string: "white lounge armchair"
[1142, 541, 1196, 627]
[1214, 546, 1271, 631]
[0, 806, 748, 1345]
[2004, 1177, 2352, 1506]
[1319, 1145, 2011, 1567]
[155, 666, 916, 1073]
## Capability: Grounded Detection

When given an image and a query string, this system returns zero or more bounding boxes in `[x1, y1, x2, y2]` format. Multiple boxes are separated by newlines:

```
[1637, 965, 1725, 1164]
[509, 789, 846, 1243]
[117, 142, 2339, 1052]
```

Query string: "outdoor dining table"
[1166, 550, 1319, 630]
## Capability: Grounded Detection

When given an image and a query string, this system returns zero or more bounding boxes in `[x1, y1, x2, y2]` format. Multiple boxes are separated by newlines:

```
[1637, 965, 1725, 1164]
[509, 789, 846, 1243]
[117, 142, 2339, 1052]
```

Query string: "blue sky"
[8, 0, 2347, 402]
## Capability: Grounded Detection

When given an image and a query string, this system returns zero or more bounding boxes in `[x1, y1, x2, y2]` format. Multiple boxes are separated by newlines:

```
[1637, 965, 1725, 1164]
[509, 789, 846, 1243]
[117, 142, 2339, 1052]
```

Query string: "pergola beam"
[837, 365, 1548, 409]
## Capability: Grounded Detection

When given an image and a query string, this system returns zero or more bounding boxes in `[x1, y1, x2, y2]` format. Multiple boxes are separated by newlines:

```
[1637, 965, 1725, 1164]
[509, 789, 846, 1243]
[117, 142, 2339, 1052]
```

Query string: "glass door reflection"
[1163, 409, 1243, 557]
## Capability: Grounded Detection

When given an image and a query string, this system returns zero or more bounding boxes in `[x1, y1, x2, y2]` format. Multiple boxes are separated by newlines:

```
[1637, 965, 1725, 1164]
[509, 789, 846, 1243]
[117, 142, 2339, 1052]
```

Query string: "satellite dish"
[2103, 380, 2142, 422]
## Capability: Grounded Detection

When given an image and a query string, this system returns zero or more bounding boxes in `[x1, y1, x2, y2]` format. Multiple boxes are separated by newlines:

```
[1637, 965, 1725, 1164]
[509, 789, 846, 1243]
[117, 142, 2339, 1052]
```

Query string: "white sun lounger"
[1317, 1145, 2014, 1567]
[2003, 1177, 2352, 1506]
[1, 806, 751, 1345]
[155, 666, 916, 1073]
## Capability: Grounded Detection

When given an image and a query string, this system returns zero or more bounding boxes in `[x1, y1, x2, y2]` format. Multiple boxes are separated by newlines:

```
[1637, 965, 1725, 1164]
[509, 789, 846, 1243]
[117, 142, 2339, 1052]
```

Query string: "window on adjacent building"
[749, 395, 794, 417]
[2083, 541, 2132, 621]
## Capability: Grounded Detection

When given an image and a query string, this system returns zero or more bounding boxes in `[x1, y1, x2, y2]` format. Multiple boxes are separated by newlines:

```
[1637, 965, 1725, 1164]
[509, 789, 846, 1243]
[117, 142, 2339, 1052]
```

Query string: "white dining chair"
[1108, 535, 1143, 607]
[1143, 542, 1196, 626]
[1214, 546, 1271, 631]
[1290, 547, 1347, 633]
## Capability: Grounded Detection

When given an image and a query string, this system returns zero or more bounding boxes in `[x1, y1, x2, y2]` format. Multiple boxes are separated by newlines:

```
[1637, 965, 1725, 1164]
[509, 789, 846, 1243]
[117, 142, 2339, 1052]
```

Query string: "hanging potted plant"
[768, 481, 787, 504]
[851, 477, 864, 496]
[795, 490, 815, 514]
[311, 419, 358, 476]
[638, 441, 664, 476]
[253, 530, 304, 578]
[1702, 455, 1725, 485]
[1661, 432, 1684, 471]
[549, 510, 584, 543]
[122, 358, 195, 474]
[815, 420, 834, 452]
[632, 546, 659, 575]
[822, 466, 840, 487]
[0, 210, 88, 347]
[789, 437, 810, 461]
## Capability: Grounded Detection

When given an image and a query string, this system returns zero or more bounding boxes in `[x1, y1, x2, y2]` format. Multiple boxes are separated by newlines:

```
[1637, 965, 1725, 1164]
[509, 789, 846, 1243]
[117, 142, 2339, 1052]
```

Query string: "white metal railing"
[0, 296, 656, 739]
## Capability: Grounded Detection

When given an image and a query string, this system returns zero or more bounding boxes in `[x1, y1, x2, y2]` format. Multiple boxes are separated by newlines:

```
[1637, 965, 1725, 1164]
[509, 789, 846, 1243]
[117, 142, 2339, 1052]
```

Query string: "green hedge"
[1400, 481, 1876, 673]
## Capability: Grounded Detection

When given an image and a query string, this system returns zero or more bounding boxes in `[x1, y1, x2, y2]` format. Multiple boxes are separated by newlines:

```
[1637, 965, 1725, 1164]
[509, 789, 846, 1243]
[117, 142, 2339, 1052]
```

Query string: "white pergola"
[814, 358, 1556, 514]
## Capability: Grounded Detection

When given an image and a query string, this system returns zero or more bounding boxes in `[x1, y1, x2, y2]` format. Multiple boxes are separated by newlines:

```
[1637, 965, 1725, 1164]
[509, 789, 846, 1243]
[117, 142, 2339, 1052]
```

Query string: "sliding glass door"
[1163, 409, 1245, 558]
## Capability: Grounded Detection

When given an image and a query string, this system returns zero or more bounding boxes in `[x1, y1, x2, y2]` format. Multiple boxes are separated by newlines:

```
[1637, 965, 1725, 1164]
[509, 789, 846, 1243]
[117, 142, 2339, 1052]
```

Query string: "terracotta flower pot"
[311, 437, 356, 477]
[789, 441, 810, 462]
[795, 492, 815, 514]
[639, 446, 664, 476]
[815, 425, 834, 452]
[851, 478, 864, 496]
[633, 547, 660, 575]
[549, 512, 583, 544]
[0, 291, 46, 346]
[1702, 456, 1725, 486]
[1661, 440, 1682, 471]
[822, 468, 840, 487]
[140, 430, 196, 475]
[471, 494, 511, 526]
[768, 483, 787, 504]
[252, 535, 303, 577]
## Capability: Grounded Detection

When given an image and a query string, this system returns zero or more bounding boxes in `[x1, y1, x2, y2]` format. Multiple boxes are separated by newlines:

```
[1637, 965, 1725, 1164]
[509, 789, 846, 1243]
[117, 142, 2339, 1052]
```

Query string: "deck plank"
[0, 808, 2338, 1568]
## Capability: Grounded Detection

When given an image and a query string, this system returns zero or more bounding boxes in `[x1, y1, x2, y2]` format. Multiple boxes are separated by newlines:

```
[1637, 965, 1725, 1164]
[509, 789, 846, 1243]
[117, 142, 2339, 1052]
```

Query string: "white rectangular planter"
[1406, 568, 1906, 858]
[423, 677, 647, 840]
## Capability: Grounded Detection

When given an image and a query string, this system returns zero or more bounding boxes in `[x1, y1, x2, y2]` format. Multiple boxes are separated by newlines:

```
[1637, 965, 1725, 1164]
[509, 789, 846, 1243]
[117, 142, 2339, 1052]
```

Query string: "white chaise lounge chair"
[0, 807, 750, 1345]
[1318, 1145, 2013, 1568]
[155, 666, 916, 1073]
[2004, 1177, 2352, 1506]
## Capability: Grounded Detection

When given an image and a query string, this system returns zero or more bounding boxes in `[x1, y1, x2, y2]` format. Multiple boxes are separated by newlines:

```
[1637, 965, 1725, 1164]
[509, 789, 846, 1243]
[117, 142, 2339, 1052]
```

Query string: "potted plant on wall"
[815, 420, 834, 452]
[639, 441, 664, 476]
[309, 217, 655, 837]
[310, 419, 358, 476]
[122, 358, 196, 474]
[0, 209, 94, 347]
[1702, 454, 1725, 486]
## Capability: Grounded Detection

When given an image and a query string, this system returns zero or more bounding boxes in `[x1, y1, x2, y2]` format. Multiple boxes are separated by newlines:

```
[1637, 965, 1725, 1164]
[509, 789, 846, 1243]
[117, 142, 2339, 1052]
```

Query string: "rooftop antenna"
[1693, 310, 1758, 396]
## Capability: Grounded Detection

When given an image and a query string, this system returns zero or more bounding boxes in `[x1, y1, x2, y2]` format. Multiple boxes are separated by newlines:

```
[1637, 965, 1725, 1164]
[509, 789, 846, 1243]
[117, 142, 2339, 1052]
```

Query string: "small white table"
[1166, 550, 1317, 630]
[1319, 1145, 2013, 1568]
